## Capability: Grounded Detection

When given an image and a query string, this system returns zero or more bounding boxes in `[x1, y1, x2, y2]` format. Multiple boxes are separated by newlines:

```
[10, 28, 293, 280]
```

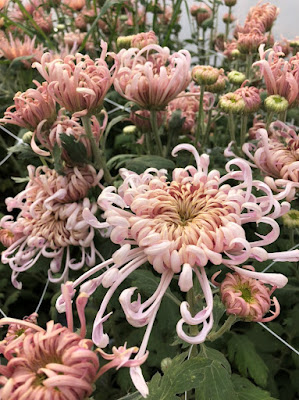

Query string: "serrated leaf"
[146, 355, 211, 400]
[53, 143, 64, 175]
[195, 345, 236, 400]
[125, 155, 175, 174]
[8, 142, 36, 160]
[227, 333, 269, 387]
[232, 374, 278, 400]
[60, 133, 89, 164]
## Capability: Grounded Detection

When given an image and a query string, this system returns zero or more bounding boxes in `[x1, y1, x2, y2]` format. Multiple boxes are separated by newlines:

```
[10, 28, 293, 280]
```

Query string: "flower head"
[190, 3, 212, 26]
[219, 92, 245, 113]
[243, 121, 299, 198]
[192, 65, 220, 86]
[131, 31, 158, 49]
[55, 144, 298, 397]
[114, 44, 191, 110]
[212, 267, 280, 322]
[0, 34, 44, 67]
[235, 83, 261, 113]
[33, 41, 118, 116]
[228, 70, 246, 86]
[0, 81, 56, 130]
[1, 165, 103, 288]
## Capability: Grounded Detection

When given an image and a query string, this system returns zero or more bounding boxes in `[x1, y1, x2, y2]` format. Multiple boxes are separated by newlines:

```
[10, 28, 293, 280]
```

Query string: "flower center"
[239, 285, 254, 303]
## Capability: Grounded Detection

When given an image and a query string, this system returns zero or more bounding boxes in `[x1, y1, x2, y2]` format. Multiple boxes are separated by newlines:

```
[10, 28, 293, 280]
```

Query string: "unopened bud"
[22, 131, 33, 144]
[224, 0, 237, 6]
[123, 125, 137, 135]
[282, 210, 299, 228]
[264, 95, 289, 113]
[192, 65, 220, 85]
[161, 357, 172, 373]
[219, 92, 245, 113]
[117, 35, 134, 49]
[228, 70, 246, 85]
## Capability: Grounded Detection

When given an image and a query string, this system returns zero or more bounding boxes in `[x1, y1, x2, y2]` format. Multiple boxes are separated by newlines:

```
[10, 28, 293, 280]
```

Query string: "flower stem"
[150, 110, 164, 156]
[240, 113, 248, 150]
[245, 53, 253, 80]
[195, 84, 206, 149]
[207, 315, 237, 342]
[225, 7, 232, 41]
[82, 115, 113, 184]
[266, 111, 274, 130]
[227, 111, 241, 156]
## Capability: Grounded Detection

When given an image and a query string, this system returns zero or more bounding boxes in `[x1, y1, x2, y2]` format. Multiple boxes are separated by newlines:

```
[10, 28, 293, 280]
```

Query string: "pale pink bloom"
[247, 2, 279, 32]
[114, 44, 191, 110]
[167, 85, 215, 134]
[248, 114, 266, 139]
[33, 41, 119, 116]
[190, 3, 212, 26]
[0, 81, 56, 130]
[1, 165, 103, 288]
[31, 109, 108, 160]
[63, 0, 85, 11]
[223, 12, 235, 24]
[253, 44, 299, 106]
[0, 283, 146, 399]
[33, 10, 53, 33]
[243, 122, 299, 199]
[237, 28, 268, 54]
[212, 267, 281, 322]
[0, 34, 44, 67]
[223, 39, 239, 59]
[234, 83, 261, 113]
[56, 144, 298, 396]
[131, 31, 158, 50]
[233, 19, 266, 39]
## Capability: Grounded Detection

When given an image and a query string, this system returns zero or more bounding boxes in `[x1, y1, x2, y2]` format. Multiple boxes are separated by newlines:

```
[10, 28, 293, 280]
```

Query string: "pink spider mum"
[234, 83, 261, 113]
[131, 31, 158, 49]
[33, 41, 118, 116]
[243, 122, 299, 198]
[31, 109, 108, 160]
[212, 267, 280, 322]
[253, 44, 299, 106]
[0, 34, 44, 67]
[0, 283, 145, 399]
[0, 81, 56, 130]
[56, 144, 297, 396]
[247, 2, 279, 32]
[1, 165, 104, 289]
[114, 44, 191, 110]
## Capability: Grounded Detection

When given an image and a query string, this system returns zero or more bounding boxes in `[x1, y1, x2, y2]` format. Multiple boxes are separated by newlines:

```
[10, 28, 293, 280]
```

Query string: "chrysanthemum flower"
[131, 31, 158, 49]
[33, 41, 118, 116]
[253, 44, 299, 106]
[234, 83, 261, 113]
[114, 44, 191, 110]
[31, 109, 108, 160]
[1, 165, 103, 288]
[57, 144, 298, 397]
[0, 34, 44, 67]
[190, 3, 212, 26]
[212, 267, 280, 322]
[0, 81, 56, 130]
[243, 121, 299, 198]
[62, 0, 85, 11]
[247, 2, 279, 32]
[237, 28, 267, 54]
[0, 283, 146, 399]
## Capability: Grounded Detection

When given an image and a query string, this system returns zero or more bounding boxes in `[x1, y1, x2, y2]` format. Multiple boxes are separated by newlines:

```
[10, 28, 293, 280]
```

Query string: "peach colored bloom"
[114, 44, 191, 110]
[0, 81, 56, 130]
[212, 267, 280, 322]
[247, 2, 279, 32]
[56, 144, 298, 396]
[1, 165, 103, 288]
[33, 10, 53, 33]
[33, 41, 119, 116]
[237, 28, 267, 54]
[243, 122, 299, 198]
[253, 45, 299, 106]
[0, 284, 146, 399]
[190, 3, 212, 26]
[31, 109, 108, 160]
[0, 34, 44, 67]
[131, 31, 158, 49]
[63, 0, 85, 11]
[234, 83, 261, 113]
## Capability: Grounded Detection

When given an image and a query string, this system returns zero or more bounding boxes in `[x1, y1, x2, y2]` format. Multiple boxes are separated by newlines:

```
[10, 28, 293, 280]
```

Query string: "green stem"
[245, 53, 253, 80]
[150, 110, 163, 156]
[240, 113, 248, 150]
[266, 111, 274, 130]
[145, 131, 153, 154]
[207, 315, 237, 342]
[195, 84, 206, 148]
[227, 111, 241, 156]
[225, 6, 232, 41]
[209, 0, 216, 51]
[279, 110, 287, 123]
[81, 116, 113, 184]
[201, 107, 212, 150]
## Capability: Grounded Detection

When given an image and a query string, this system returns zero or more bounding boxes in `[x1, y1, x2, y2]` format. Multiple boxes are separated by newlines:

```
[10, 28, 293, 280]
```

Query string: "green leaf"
[106, 154, 137, 170]
[195, 345, 236, 400]
[8, 142, 37, 160]
[118, 392, 143, 400]
[227, 333, 269, 387]
[59, 133, 89, 164]
[53, 143, 64, 175]
[232, 374, 278, 400]
[125, 155, 175, 174]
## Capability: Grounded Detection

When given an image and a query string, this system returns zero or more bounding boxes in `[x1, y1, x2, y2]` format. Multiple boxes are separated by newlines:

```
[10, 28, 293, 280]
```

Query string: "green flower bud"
[22, 131, 33, 144]
[192, 65, 220, 85]
[123, 125, 137, 135]
[282, 210, 299, 229]
[219, 93, 245, 114]
[117, 35, 134, 50]
[264, 95, 289, 113]
[161, 357, 172, 373]
[228, 70, 246, 86]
